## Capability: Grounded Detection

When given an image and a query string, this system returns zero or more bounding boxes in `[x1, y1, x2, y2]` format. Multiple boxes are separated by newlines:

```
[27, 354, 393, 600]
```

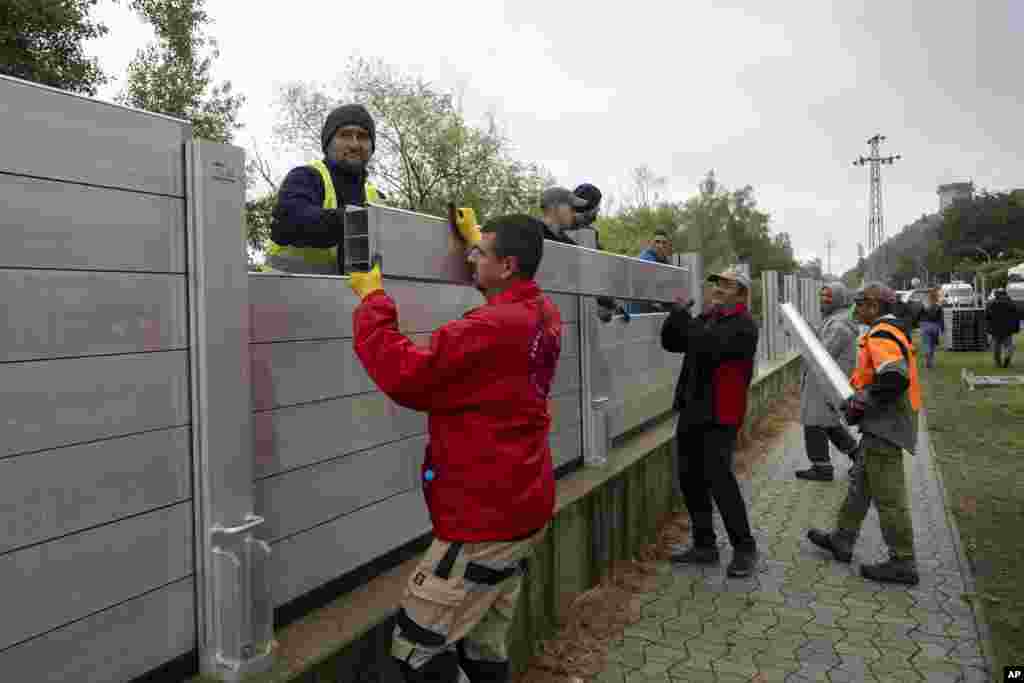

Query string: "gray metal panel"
[362, 206, 688, 301]
[368, 205, 472, 283]
[257, 435, 424, 543]
[560, 322, 579, 358]
[0, 174, 187, 272]
[249, 275, 483, 343]
[0, 270, 187, 362]
[254, 392, 426, 478]
[269, 489, 431, 607]
[0, 577, 195, 683]
[0, 350, 190, 458]
[550, 391, 582, 435]
[0, 502, 193, 651]
[550, 353, 581, 398]
[0, 427, 190, 554]
[249, 275, 578, 344]
[251, 338, 377, 411]
[548, 293, 579, 323]
[551, 422, 582, 470]
[0, 76, 189, 195]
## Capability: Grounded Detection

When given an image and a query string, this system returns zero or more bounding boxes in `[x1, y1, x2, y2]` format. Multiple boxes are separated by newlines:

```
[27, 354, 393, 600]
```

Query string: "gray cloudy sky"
[86, 0, 1022, 274]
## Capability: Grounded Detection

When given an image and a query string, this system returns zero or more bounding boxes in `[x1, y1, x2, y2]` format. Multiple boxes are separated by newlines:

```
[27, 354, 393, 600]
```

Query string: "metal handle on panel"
[210, 513, 264, 537]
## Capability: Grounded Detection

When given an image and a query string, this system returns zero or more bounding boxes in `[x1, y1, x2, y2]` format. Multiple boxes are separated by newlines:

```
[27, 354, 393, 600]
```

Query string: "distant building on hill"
[937, 182, 974, 212]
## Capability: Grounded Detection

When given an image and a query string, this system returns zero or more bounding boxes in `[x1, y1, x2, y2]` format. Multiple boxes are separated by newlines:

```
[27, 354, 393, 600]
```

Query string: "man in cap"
[796, 282, 861, 481]
[540, 187, 586, 245]
[661, 268, 760, 577]
[266, 103, 383, 273]
[806, 282, 922, 585]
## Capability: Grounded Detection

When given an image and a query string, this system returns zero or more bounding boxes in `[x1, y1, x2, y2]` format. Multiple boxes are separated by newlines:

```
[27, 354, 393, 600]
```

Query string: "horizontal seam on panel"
[251, 388, 385, 413]
[250, 331, 436, 345]
[0, 170, 185, 199]
[255, 432, 427, 481]
[0, 266, 185, 275]
[0, 423, 191, 462]
[0, 574, 194, 655]
[0, 346, 189, 366]
[266, 488, 420, 545]
[0, 498, 192, 558]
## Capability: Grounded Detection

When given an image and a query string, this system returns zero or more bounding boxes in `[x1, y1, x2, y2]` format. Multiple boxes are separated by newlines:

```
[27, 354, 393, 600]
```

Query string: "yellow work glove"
[451, 206, 482, 246]
[348, 255, 383, 300]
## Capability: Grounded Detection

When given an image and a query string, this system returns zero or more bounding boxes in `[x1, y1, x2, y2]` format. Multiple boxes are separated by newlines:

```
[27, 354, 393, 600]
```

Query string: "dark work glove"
[842, 391, 869, 425]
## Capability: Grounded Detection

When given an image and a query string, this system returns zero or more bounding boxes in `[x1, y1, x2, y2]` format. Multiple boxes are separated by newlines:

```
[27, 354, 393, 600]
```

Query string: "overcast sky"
[85, 0, 1022, 275]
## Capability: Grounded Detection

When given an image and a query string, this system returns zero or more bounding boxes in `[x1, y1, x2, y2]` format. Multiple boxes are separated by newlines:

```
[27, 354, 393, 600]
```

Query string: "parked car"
[905, 289, 932, 305]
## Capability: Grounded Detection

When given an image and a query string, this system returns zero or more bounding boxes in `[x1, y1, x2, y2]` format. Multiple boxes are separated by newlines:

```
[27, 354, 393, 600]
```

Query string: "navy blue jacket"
[270, 159, 371, 249]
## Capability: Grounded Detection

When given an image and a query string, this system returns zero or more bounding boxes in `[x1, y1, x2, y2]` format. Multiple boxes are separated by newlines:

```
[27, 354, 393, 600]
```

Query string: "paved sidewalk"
[597, 418, 993, 682]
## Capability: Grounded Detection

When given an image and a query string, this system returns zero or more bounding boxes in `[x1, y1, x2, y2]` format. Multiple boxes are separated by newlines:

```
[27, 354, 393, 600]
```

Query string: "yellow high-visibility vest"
[265, 159, 379, 269]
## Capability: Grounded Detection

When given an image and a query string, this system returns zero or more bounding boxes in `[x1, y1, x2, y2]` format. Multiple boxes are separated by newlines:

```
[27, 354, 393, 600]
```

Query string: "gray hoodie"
[800, 282, 860, 426]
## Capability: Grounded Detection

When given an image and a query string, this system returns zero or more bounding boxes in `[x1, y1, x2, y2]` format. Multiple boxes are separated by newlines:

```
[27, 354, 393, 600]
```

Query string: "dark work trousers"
[677, 422, 756, 552]
[803, 425, 858, 468]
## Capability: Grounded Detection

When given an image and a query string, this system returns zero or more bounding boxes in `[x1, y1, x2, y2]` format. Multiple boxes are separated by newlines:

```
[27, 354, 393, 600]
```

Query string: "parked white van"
[940, 282, 976, 306]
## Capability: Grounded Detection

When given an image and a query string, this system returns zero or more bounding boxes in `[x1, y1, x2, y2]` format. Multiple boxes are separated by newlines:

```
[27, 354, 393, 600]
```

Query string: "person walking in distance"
[661, 269, 760, 577]
[796, 282, 861, 481]
[986, 288, 1021, 368]
[806, 283, 922, 585]
[918, 287, 944, 369]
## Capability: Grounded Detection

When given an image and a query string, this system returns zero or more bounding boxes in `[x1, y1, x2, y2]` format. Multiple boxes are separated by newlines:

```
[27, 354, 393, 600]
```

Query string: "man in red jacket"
[661, 269, 760, 577]
[348, 212, 561, 683]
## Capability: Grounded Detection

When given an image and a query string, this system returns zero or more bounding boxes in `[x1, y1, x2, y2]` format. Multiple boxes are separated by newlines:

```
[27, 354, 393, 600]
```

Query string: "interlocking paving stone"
[589, 420, 993, 682]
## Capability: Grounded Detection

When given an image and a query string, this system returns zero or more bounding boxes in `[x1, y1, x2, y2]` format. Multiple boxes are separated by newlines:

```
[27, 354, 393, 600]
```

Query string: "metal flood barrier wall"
[0, 75, 694, 682]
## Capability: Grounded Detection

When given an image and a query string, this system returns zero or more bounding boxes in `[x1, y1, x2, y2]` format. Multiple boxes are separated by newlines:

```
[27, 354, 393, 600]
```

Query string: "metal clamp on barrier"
[209, 514, 275, 679]
[342, 205, 373, 273]
[586, 396, 611, 467]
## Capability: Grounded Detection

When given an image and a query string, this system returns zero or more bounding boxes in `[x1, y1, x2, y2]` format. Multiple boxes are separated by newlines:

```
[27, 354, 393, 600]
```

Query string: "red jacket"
[353, 279, 560, 542]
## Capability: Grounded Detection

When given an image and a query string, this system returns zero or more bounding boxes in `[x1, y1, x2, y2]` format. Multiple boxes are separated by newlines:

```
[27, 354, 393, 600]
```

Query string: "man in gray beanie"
[266, 103, 383, 273]
[796, 282, 862, 481]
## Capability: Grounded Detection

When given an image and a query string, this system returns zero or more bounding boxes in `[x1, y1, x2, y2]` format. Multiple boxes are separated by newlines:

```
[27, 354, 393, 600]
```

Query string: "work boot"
[670, 545, 720, 565]
[860, 557, 919, 586]
[795, 465, 834, 482]
[727, 548, 759, 578]
[806, 528, 854, 563]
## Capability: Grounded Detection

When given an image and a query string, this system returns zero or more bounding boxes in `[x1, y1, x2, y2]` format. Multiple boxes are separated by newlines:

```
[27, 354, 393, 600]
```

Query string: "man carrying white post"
[347, 210, 561, 682]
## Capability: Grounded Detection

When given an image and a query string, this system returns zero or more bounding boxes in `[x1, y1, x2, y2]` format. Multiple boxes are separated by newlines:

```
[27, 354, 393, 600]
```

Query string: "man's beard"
[335, 158, 367, 176]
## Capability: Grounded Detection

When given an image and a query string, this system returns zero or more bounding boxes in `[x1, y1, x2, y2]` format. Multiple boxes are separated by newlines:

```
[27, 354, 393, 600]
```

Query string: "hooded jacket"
[800, 282, 859, 426]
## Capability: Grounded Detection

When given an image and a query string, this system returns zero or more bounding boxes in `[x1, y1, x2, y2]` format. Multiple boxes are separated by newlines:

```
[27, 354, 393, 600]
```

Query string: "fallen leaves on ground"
[513, 386, 800, 682]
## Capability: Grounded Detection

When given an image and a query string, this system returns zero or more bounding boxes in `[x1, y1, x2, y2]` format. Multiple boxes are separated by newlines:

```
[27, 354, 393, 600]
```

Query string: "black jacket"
[986, 297, 1022, 338]
[269, 159, 370, 253]
[661, 304, 759, 428]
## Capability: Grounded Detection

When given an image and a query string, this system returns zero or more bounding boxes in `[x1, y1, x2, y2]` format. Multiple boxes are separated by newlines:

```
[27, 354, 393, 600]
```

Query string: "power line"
[852, 134, 901, 281]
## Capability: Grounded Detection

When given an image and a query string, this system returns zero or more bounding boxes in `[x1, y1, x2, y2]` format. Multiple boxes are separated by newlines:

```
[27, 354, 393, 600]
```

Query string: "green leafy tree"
[1, 0, 109, 95]
[272, 56, 553, 220]
[117, 0, 244, 143]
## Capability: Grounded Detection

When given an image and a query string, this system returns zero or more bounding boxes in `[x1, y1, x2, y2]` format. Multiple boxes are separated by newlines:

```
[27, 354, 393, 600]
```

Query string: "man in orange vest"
[806, 282, 922, 585]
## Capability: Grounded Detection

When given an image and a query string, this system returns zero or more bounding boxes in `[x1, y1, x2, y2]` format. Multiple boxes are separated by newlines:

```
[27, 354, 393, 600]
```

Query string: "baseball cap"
[707, 269, 752, 290]
[541, 187, 587, 210]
